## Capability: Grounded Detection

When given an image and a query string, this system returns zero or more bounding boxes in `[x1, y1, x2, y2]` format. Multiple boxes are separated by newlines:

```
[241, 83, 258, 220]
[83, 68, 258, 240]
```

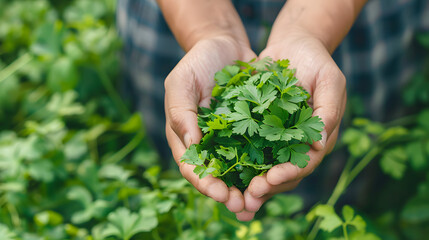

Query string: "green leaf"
[31, 22, 63, 57]
[244, 143, 264, 164]
[349, 215, 366, 232]
[0, 224, 16, 240]
[256, 72, 273, 88]
[120, 113, 143, 133]
[238, 84, 277, 114]
[276, 97, 299, 114]
[67, 186, 109, 224]
[380, 147, 407, 179]
[295, 108, 324, 144]
[260, 115, 304, 142]
[401, 177, 429, 223]
[277, 144, 310, 167]
[105, 207, 158, 239]
[266, 194, 304, 217]
[46, 91, 85, 116]
[47, 57, 79, 92]
[206, 114, 229, 130]
[64, 131, 88, 161]
[306, 205, 343, 232]
[214, 65, 240, 86]
[342, 128, 371, 157]
[34, 210, 63, 227]
[181, 145, 204, 165]
[406, 141, 427, 170]
[342, 205, 355, 222]
[251, 56, 272, 71]
[229, 101, 259, 136]
[239, 167, 257, 186]
[216, 146, 236, 160]
[277, 59, 290, 68]
[349, 232, 381, 240]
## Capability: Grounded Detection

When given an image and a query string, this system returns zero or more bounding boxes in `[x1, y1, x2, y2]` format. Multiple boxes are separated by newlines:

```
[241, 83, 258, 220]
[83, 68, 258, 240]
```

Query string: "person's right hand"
[164, 36, 256, 214]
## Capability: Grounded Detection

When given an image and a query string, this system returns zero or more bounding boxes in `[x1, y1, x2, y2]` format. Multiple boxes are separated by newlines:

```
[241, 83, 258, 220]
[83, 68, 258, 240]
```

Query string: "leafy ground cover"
[0, 0, 428, 239]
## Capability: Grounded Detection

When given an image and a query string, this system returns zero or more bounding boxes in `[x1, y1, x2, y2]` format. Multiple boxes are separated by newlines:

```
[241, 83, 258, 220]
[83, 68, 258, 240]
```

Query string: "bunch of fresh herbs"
[181, 58, 324, 189]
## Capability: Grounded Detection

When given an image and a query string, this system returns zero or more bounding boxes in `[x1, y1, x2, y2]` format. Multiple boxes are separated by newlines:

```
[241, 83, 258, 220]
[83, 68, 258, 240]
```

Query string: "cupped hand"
[236, 29, 347, 221]
[164, 36, 256, 215]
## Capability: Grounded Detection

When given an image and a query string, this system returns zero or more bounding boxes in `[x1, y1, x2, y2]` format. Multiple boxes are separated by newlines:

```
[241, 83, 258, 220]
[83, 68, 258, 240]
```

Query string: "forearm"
[268, 0, 367, 53]
[156, 0, 249, 52]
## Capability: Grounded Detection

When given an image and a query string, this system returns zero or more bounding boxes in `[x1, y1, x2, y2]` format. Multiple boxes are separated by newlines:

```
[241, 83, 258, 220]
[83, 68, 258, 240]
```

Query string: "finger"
[247, 175, 301, 199]
[266, 130, 339, 185]
[166, 123, 229, 202]
[164, 64, 202, 149]
[224, 186, 245, 213]
[326, 125, 340, 154]
[236, 210, 255, 222]
[311, 63, 346, 151]
[243, 190, 273, 213]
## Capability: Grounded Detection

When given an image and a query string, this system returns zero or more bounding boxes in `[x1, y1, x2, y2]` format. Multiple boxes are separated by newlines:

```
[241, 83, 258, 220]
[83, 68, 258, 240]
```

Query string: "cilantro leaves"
[181, 58, 324, 189]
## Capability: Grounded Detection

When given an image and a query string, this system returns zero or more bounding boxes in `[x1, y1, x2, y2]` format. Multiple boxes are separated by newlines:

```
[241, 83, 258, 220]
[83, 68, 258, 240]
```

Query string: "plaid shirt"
[116, 0, 429, 158]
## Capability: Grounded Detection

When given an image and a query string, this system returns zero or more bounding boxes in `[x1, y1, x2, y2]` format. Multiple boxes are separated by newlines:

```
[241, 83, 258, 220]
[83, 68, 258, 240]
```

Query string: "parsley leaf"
[295, 107, 325, 144]
[277, 144, 310, 167]
[260, 115, 304, 142]
[228, 101, 259, 136]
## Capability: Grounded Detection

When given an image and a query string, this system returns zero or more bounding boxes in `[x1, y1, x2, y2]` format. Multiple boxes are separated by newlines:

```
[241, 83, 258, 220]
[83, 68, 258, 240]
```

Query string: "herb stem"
[308, 146, 380, 240]
[104, 130, 144, 164]
[221, 215, 243, 228]
[242, 135, 252, 144]
[7, 203, 20, 228]
[346, 147, 380, 187]
[0, 53, 33, 83]
[342, 224, 349, 240]
[96, 67, 130, 118]
[384, 115, 417, 128]
[220, 162, 240, 177]
[152, 228, 162, 240]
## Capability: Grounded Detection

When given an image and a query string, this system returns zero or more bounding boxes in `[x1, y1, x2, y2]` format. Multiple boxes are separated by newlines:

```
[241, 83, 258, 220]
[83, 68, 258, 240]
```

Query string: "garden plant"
[0, 0, 428, 239]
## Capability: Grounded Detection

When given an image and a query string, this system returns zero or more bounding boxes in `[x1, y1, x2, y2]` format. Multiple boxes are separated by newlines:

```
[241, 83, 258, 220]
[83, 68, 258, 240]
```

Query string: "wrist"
[184, 26, 250, 53]
[266, 25, 330, 54]
[157, 0, 250, 52]
[267, 0, 367, 54]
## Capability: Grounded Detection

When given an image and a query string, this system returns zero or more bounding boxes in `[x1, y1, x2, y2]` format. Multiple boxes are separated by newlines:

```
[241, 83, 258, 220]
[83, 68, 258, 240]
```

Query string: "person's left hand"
[235, 28, 347, 221]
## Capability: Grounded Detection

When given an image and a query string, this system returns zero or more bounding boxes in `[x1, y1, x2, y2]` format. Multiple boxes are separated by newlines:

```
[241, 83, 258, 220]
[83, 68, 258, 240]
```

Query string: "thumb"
[164, 66, 203, 151]
[311, 64, 346, 151]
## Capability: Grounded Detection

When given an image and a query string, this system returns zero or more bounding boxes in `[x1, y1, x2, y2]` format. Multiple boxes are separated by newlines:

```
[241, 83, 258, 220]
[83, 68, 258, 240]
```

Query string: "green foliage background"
[0, 1, 428, 239]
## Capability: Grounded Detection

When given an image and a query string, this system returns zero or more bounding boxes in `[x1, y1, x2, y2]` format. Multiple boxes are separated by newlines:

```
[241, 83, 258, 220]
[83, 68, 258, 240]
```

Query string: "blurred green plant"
[1, 0, 429, 239]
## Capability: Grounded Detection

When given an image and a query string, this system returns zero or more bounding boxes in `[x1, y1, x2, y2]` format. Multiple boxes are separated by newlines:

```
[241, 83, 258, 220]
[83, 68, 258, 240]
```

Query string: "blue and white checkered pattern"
[116, 0, 429, 157]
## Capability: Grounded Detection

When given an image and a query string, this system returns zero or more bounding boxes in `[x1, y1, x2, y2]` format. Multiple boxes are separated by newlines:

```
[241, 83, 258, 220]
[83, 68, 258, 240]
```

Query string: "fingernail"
[184, 133, 192, 148]
[320, 130, 327, 149]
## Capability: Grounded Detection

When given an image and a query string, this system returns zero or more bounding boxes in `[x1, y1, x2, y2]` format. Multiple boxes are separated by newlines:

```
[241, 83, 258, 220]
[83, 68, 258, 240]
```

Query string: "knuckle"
[324, 107, 342, 126]
[168, 106, 184, 128]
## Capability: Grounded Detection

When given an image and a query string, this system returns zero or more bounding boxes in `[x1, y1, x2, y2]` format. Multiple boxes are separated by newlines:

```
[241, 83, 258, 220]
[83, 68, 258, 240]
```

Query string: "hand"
[165, 36, 256, 215]
[236, 29, 346, 221]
